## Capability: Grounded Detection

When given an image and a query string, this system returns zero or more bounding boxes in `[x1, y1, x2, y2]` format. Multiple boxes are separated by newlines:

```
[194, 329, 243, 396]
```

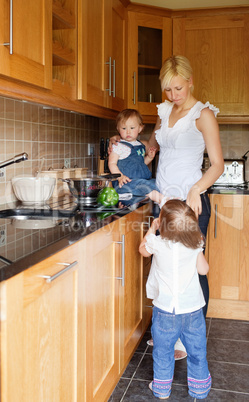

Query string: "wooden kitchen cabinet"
[119, 208, 144, 369]
[173, 12, 249, 117]
[0, 204, 153, 402]
[127, 11, 172, 121]
[207, 194, 249, 321]
[0, 0, 52, 89]
[83, 218, 121, 402]
[52, 0, 77, 94]
[84, 204, 152, 401]
[0, 244, 81, 402]
[78, 0, 126, 111]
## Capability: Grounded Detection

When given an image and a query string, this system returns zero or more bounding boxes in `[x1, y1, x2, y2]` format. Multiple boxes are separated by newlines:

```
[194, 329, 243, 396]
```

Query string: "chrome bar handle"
[112, 59, 116, 98]
[3, 0, 13, 54]
[132, 72, 136, 105]
[115, 234, 125, 287]
[214, 204, 218, 238]
[105, 56, 112, 96]
[40, 261, 78, 283]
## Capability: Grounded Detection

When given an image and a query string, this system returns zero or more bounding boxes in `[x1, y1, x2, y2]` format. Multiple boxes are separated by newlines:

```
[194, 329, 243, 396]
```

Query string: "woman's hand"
[118, 174, 131, 187]
[186, 186, 202, 217]
[108, 135, 120, 154]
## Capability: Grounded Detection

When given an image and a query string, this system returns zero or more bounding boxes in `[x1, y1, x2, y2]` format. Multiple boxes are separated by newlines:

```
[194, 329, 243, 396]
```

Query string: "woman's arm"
[187, 108, 224, 216]
[196, 251, 209, 275]
[143, 116, 161, 154]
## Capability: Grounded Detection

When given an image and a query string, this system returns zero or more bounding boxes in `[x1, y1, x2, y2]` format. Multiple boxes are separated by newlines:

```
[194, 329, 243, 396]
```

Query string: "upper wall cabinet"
[52, 0, 77, 95]
[173, 13, 249, 117]
[78, 0, 126, 111]
[0, 0, 52, 89]
[127, 12, 172, 121]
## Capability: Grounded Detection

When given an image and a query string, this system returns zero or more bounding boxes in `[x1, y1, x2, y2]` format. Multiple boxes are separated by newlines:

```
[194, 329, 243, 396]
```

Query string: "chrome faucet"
[0, 152, 28, 169]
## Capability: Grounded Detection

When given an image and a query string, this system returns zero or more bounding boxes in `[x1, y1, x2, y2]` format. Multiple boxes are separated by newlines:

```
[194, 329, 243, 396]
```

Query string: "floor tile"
[207, 338, 249, 364]
[208, 361, 249, 394]
[122, 352, 145, 379]
[108, 378, 130, 401]
[208, 319, 249, 342]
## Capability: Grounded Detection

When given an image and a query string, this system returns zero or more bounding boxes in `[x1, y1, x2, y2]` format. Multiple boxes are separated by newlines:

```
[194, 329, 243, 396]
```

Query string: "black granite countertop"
[0, 196, 151, 282]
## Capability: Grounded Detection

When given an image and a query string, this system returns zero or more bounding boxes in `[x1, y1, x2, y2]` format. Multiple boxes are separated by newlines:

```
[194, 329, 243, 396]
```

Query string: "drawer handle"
[105, 56, 112, 96]
[112, 59, 116, 98]
[115, 234, 125, 287]
[3, 0, 13, 54]
[41, 261, 78, 283]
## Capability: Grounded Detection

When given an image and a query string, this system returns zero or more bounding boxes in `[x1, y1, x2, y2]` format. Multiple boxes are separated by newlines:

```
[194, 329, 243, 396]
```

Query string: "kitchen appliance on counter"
[213, 159, 247, 188]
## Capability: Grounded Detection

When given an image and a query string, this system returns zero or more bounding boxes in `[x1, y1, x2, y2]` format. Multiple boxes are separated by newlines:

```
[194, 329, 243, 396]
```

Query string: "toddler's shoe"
[149, 382, 169, 399]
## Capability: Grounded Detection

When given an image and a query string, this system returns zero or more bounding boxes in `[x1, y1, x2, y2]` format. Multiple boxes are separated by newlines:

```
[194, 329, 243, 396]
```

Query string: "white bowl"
[12, 176, 56, 205]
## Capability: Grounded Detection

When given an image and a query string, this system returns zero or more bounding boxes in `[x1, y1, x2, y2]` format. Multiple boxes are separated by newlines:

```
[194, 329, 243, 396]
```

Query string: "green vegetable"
[97, 187, 119, 207]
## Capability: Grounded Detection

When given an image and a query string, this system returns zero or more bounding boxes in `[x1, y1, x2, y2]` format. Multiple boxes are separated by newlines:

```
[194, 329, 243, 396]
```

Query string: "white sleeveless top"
[155, 100, 219, 200]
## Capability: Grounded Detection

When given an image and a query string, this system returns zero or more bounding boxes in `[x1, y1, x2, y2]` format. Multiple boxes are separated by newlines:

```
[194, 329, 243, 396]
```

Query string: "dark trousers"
[198, 192, 211, 318]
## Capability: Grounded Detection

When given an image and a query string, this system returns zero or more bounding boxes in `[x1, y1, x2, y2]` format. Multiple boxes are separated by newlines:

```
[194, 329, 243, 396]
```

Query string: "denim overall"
[112, 140, 159, 196]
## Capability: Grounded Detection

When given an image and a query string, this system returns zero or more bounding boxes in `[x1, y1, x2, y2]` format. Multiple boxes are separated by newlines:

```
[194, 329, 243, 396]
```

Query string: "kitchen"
[1, 0, 249, 401]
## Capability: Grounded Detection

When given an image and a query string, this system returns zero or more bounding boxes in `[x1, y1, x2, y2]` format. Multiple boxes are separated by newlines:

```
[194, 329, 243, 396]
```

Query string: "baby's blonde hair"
[159, 55, 193, 92]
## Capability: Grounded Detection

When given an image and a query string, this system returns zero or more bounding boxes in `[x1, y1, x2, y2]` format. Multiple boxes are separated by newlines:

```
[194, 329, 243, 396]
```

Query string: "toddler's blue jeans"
[151, 307, 211, 399]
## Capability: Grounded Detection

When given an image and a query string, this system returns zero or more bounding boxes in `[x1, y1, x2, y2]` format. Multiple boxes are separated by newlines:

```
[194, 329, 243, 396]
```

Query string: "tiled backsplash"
[0, 95, 249, 205]
[0, 96, 116, 204]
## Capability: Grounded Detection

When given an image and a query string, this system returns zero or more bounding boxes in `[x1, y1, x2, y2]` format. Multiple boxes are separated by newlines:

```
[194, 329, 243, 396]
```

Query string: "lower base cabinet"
[82, 204, 153, 401]
[0, 244, 81, 402]
[207, 194, 249, 321]
[0, 204, 153, 402]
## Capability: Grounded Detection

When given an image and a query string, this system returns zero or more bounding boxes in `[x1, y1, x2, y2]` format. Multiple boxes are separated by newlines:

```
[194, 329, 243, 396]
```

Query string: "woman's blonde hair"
[159, 199, 204, 249]
[159, 55, 193, 92]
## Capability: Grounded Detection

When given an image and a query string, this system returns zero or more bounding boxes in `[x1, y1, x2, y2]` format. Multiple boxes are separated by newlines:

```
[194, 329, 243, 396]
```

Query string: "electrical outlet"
[0, 168, 5, 181]
[88, 144, 95, 156]
[0, 226, 6, 246]
[64, 158, 70, 168]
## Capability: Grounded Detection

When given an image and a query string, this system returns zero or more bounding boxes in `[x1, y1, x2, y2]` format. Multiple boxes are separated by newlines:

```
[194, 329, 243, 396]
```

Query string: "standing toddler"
[139, 199, 211, 399]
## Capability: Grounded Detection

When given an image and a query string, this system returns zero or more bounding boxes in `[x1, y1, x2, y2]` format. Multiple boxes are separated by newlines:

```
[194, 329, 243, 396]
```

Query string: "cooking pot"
[62, 173, 120, 204]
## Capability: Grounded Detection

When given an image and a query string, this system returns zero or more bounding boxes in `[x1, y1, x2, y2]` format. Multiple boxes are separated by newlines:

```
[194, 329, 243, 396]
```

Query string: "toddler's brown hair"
[159, 199, 204, 249]
[116, 109, 144, 130]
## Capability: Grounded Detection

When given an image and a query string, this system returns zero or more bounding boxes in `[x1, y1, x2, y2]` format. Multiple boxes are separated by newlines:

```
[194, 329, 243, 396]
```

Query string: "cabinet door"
[239, 196, 249, 302]
[173, 14, 249, 116]
[0, 245, 79, 402]
[84, 219, 121, 402]
[208, 194, 242, 300]
[119, 208, 144, 369]
[110, 0, 126, 111]
[78, 0, 125, 111]
[78, 0, 109, 107]
[0, 0, 52, 89]
[127, 12, 172, 118]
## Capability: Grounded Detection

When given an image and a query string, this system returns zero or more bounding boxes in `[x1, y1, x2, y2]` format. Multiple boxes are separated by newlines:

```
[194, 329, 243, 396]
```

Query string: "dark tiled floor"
[109, 318, 249, 401]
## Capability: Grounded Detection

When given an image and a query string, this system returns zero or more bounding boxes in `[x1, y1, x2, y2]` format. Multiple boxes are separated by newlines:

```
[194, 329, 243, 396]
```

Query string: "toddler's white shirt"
[145, 234, 205, 314]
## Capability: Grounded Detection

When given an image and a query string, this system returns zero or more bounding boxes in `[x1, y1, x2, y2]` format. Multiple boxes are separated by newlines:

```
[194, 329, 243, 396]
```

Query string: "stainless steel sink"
[0, 207, 75, 221]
